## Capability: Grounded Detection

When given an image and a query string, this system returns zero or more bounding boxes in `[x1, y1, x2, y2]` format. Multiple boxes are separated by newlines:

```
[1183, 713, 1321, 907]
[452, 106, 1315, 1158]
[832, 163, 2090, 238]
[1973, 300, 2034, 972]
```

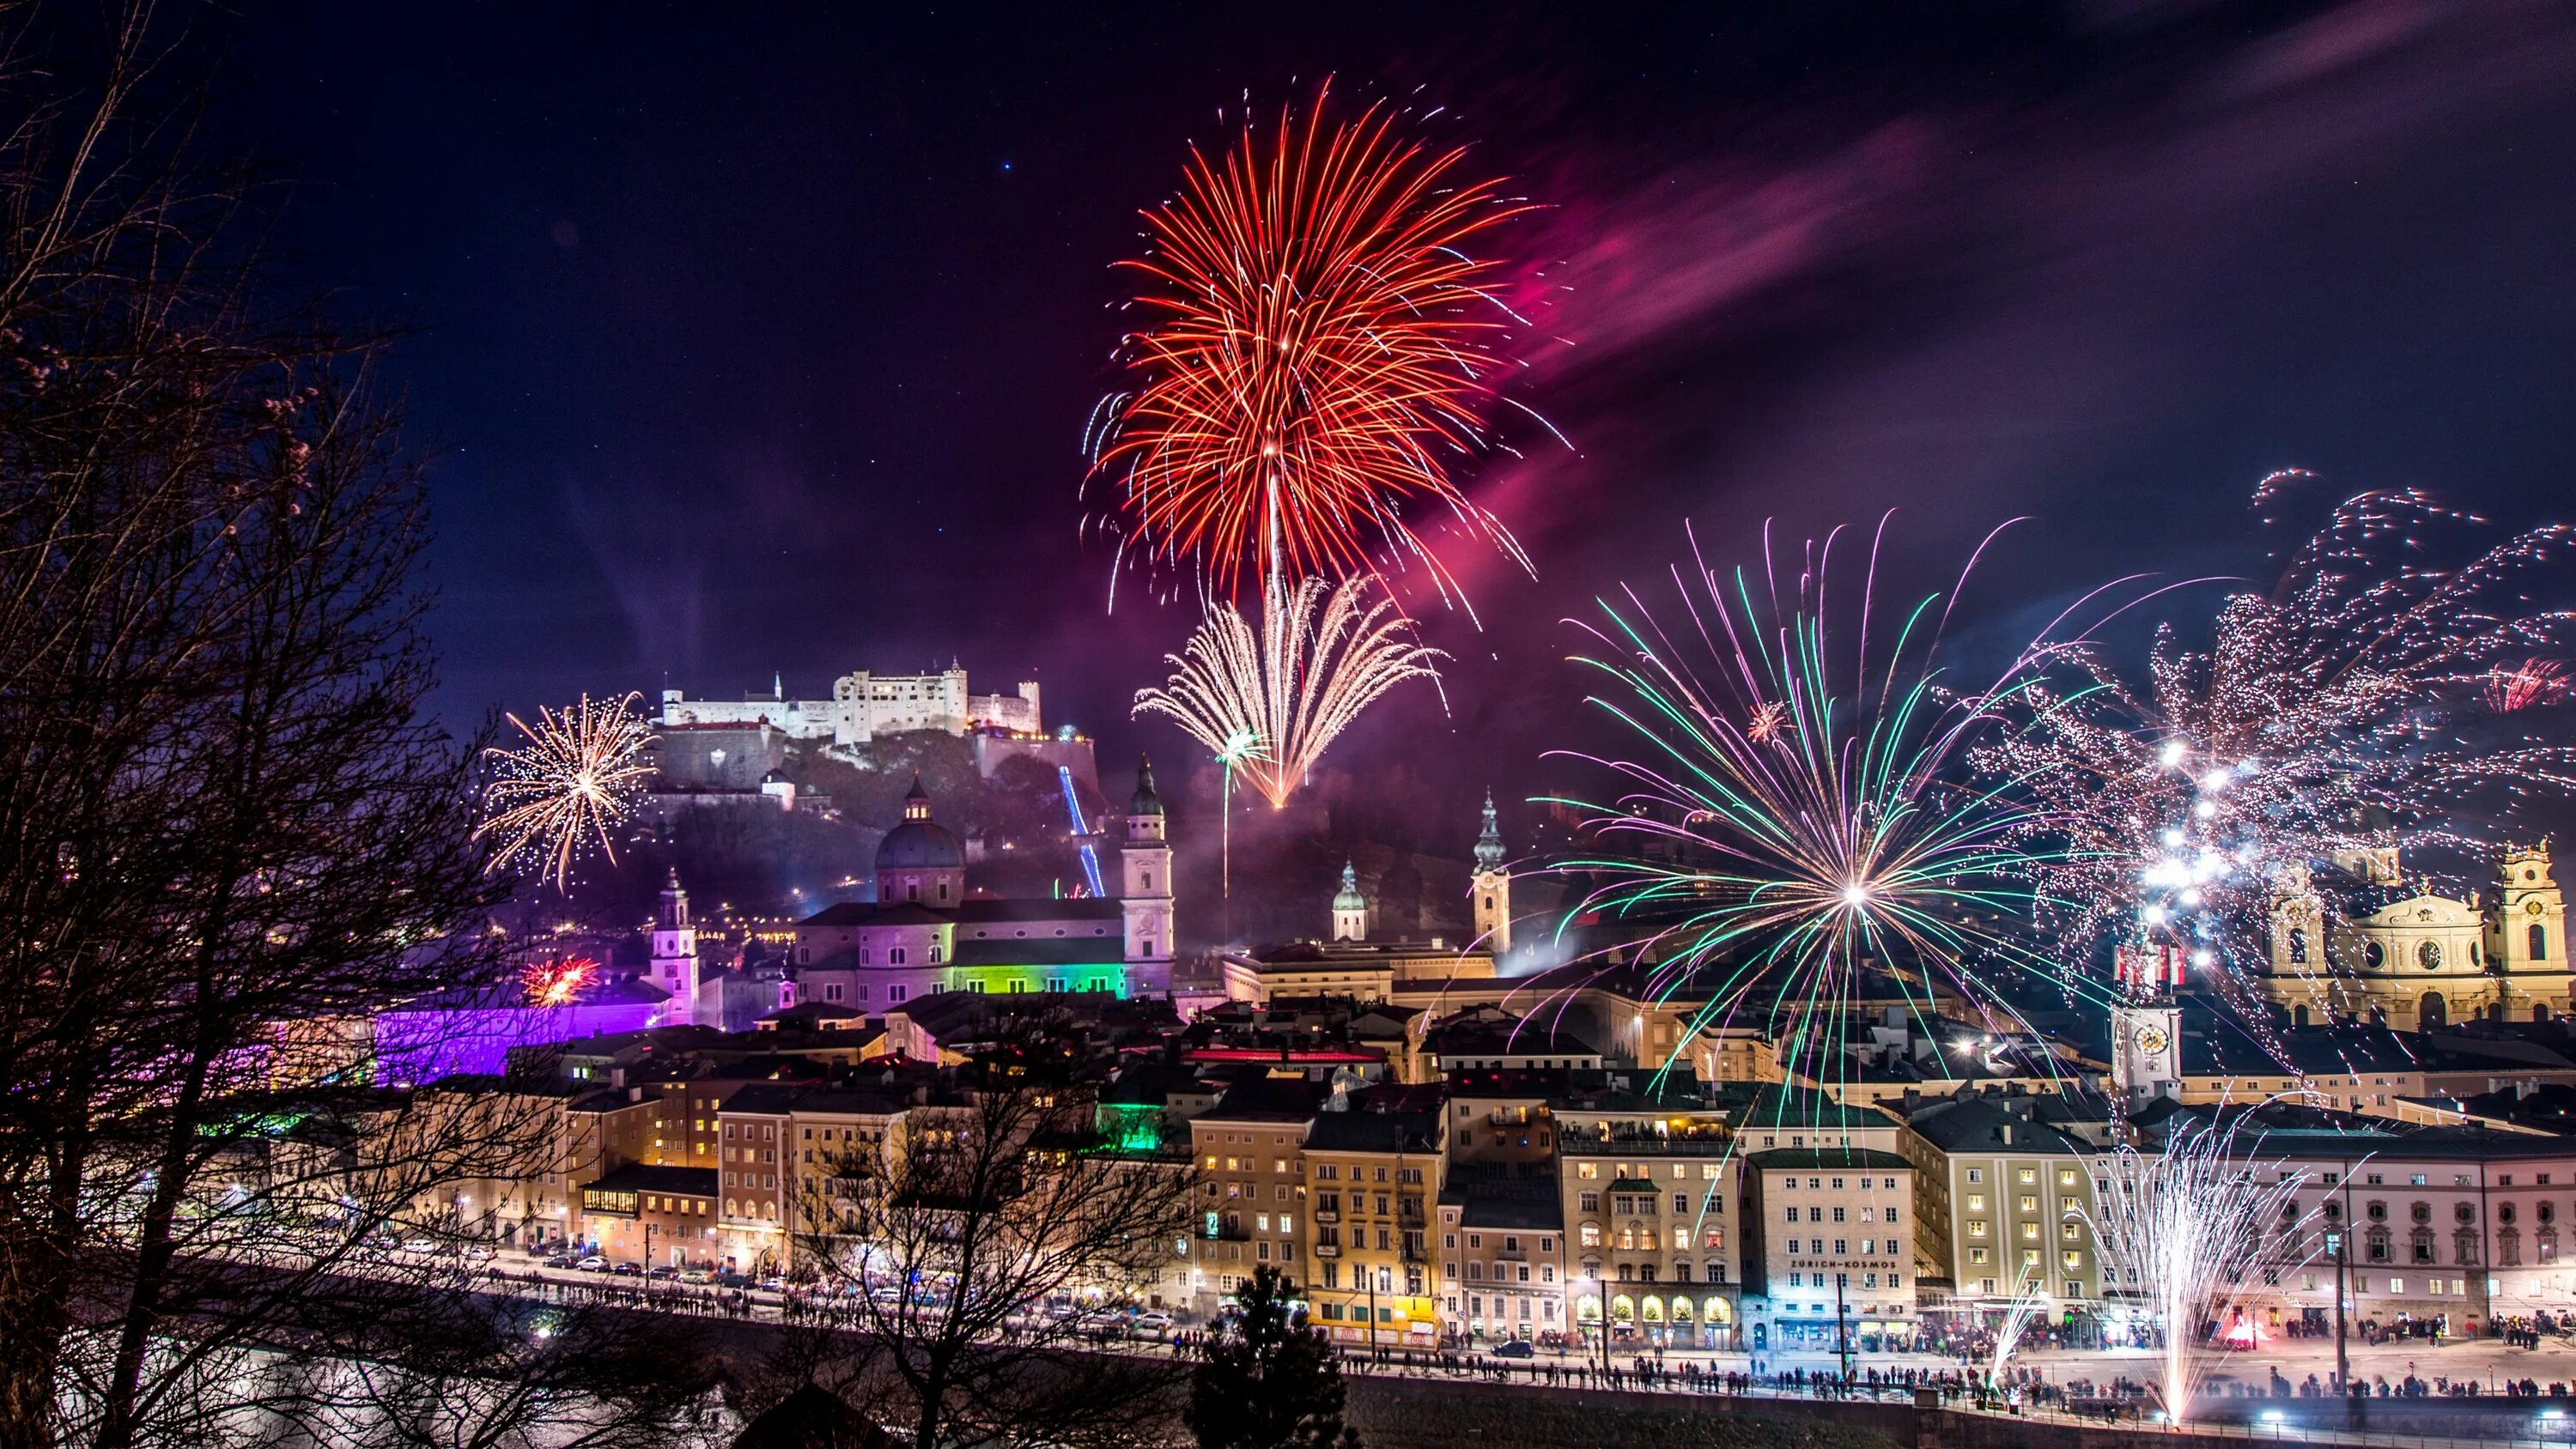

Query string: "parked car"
[714, 1270, 751, 1289]
[1494, 1339, 1537, 1360]
[647, 1264, 680, 1280]
[1131, 1312, 1175, 1337]
[400, 1238, 438, 1254]
[543, 1252, 575, 1270]
[678, 1269, 714, 1286]
[611, 1262, 643, 1277]
[574, 1256, 609, 1272]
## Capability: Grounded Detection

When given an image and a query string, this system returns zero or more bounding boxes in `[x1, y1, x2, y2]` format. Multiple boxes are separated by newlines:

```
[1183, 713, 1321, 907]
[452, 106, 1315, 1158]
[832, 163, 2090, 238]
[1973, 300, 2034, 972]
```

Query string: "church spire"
[1474, 789, 1505, 871]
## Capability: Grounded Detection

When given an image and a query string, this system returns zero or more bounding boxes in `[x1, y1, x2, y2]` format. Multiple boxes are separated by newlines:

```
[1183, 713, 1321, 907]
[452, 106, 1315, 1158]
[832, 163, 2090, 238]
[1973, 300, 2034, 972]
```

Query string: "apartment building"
[1303, 1109, 1444, 1345]
[1893, 1092, 2104, 1307]
[717, 1082, 800, 1273]
[1184, 1082, 1321, 1318]
[1742, 1146, 1921, 1355]
[1436, 1177, 1564, 1345]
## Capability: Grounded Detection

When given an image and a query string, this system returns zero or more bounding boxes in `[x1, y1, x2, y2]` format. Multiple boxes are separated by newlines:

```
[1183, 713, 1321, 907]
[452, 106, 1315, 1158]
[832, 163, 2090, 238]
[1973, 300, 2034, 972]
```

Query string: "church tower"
[1471, 789, 1511, 955]
[650, 867, 699, 1026]
[1120, 755, 1172, 967]
[2109, 995, 2181, 1109]
[2491, 843, 2570, 1019]
[1332, 860, 1369, 943]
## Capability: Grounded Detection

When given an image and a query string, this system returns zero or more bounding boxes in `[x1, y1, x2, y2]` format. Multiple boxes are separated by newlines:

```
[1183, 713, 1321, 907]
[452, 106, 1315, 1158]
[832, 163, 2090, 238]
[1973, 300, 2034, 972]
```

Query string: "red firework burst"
[2487, 658, 2567, 713]
[521, 955, 598, 1008]
[1092, 87, 1539, 600]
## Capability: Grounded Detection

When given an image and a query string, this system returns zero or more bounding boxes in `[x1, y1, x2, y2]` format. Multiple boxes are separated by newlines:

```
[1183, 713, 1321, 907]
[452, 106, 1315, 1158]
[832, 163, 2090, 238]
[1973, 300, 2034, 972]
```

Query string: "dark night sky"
[210, 1, 2576, 829]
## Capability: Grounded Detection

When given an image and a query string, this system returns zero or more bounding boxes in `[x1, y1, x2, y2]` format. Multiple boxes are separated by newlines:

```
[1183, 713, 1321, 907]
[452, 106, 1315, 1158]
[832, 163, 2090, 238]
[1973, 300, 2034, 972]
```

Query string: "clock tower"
[2111, 998, 2181, 1107]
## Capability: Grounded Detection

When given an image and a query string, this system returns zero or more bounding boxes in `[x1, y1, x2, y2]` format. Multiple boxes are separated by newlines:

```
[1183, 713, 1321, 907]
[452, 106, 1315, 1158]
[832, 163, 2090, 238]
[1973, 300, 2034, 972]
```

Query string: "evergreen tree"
[1186, 1266, 1362, 1449]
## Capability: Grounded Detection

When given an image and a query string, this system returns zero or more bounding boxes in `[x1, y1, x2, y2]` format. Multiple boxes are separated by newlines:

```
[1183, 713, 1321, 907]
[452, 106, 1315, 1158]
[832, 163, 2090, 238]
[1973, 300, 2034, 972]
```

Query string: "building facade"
[2263, 844, 2573, 1031]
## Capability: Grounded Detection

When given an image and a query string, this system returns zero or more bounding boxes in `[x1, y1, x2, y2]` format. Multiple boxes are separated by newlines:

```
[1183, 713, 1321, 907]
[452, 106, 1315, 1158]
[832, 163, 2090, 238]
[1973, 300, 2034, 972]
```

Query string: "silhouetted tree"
[1186, 1266, 1361, 1449]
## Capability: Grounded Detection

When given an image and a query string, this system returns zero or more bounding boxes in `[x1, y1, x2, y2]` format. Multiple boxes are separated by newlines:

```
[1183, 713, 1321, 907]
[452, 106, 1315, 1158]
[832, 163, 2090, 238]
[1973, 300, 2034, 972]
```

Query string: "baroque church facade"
[2263, 842, 2573, 1030]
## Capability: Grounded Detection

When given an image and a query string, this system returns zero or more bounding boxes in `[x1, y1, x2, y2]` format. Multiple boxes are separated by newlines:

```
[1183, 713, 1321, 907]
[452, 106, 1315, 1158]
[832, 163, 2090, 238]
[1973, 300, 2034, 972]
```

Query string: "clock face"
[2530, 899, 2548, 917]
[2136, 1025, 2170, 1057]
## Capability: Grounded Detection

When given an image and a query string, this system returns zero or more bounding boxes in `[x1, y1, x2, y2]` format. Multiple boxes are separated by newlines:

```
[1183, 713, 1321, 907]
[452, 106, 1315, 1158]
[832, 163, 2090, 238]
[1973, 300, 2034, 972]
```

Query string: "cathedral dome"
[876, 775, 965, 871]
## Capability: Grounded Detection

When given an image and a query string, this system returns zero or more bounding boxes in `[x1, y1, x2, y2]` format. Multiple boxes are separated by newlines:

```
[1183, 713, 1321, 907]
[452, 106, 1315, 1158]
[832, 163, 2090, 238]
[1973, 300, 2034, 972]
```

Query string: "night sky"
[212, 1, 2576, 828]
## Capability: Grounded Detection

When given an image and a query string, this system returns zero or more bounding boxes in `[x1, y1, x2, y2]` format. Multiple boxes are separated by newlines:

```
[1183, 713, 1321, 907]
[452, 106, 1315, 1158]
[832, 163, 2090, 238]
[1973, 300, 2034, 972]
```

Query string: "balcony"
[1315, 1243, 1341, 1258]
[1313, 1209, 1340, 1225]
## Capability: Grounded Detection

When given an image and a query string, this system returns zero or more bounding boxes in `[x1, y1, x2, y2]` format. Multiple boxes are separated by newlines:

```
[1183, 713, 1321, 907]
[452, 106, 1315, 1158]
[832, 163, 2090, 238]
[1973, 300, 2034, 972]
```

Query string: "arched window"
[889, 947, 907, 966]
[2535, 923, 2551, 961]
[937, 881, 950, 901]
[2287, 928, 2307, 964]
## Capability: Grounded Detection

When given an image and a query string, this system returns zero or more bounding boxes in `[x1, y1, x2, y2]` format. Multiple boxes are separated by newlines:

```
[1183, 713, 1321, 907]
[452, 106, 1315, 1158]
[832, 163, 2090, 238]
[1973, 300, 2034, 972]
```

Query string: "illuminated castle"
[783, 758, 1174, 1006]
[659, 665, 1040, 747]
[2261, 842, 2572, 1031]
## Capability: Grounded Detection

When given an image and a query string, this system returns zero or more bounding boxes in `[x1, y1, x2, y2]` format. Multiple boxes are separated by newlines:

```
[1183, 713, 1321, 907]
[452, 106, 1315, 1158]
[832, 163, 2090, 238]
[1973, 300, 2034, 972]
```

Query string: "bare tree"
[0, 9, 590, 1446]
[787, 1057, 1199, 1449]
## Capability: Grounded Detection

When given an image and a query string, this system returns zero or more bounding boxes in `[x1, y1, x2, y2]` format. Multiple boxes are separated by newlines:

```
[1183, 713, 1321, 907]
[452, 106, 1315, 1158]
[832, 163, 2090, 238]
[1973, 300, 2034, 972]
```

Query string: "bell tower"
[2494, 844, 2555, 993]
[1471, 789, 1511, 955]
[1120, 755, 1172, 967]
[650, 867, 699, 1026]
[1332, 860, 1369, 943]
[2110, 996, 2182, 1108]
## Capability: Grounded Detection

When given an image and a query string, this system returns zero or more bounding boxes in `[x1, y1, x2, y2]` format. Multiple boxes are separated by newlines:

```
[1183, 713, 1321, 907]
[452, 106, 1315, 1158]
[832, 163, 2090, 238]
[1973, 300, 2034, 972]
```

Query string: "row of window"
[1572, 1161, 1727, 1181]
[1310, 1163, 1425, 1184]
[1785, 1203, 1901, 1223]
[1783, 1174, 1904, 1191]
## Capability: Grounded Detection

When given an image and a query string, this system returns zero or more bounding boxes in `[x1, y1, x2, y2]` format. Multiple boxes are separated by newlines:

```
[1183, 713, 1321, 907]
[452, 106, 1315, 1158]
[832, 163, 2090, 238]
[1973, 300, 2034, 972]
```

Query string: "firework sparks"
[1986, 1281, 2048, 1397]
[2487, 658, 2567, 713]
[1133, 576, 1444, 810]
[1976, 482, 2576, 1015]
[1546, 517, 2095, 1089]
[1091, 85, 1541, 603]
[2078, 1108, 2326, 1425]
[474, 694, 656, 892]
[521, 955, 598, 1008]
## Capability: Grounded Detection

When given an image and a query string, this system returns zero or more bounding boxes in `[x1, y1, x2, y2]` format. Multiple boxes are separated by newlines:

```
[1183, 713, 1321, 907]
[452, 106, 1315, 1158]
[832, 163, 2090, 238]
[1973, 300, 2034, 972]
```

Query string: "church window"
[1143, 939, 1155, 957]
[2418, 940, 2443, 971]
[2287, 928, 2306, 964]
[2535, 924, 2550, 961]
[890, 948, 907, 966]
[928, 944, 943, 964]
[1144, 871, 1154, 890]
[2365, 941, 2385, 970]
[938, 881, 950, 901]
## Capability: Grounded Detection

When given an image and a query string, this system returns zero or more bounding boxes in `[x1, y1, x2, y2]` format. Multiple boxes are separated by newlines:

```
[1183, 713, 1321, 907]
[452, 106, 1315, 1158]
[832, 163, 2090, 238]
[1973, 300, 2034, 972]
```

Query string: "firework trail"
[1543, 516, 2105, 1096]
[1091, 84, 1542, 604]
[1986, 1281, 2048, 1396]
[1133, 576, 1445, 810]
[2078, 1108, 2326, 1426]
[474, 694, 655, 892]
[1975, 482, 2576, 1021]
